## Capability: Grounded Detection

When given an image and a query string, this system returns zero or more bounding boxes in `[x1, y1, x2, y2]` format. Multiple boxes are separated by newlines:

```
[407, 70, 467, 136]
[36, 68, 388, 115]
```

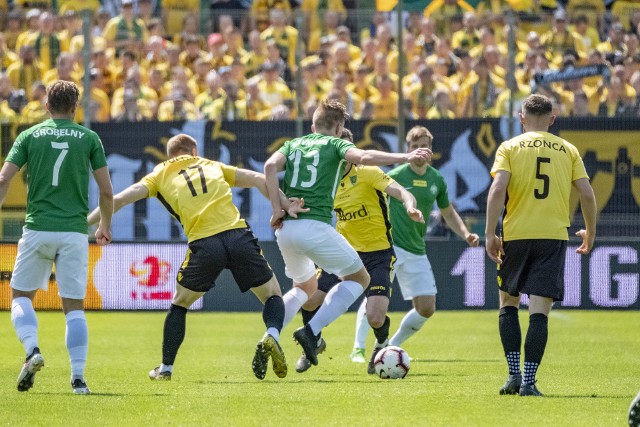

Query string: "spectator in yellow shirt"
[459, 56, 502, 117]
[426, 89, 456, 119]
[261, 9, 299, 72]
[19, 81, 47, 125]
[251, 0, 291, 33]
[42, 53, 80, 85]
[113, 87, 154, 122]
[203, 81, 247, 121]
[308, 9, 342, 54]
[572, 15, 601, 58]
[425, 0, 476, 36]
[242, 30, 268, 78]
[541, 10, 579, 65]
[257, 61, 292, 111]
[189, 58, 213, 97]
[346, 64, 379, 103]
[245, 80, 269, 120]
[336, 26, 361, 61]
[418, 17, 439, 57]
[367, 52, 399, 92]
[224, 27, 247, 60]
[408, 65, 449, 118]
[173, 14, 206, 50]
[0, 33, 18, 73]
[6, 45, 42, 100]
[194, 70, 225, 112]
[15, 9, 42, 54]
[331, 71, 364, 118]
[142, 35, 170, 76]
[162, 0, 200, 37]
[597, 23, 627, 58]
[206, 33, 233, 72]
[85, 68, 111, 123]
[111, 69, 159, 118]
[451, 12, 481, 51]
[301, 0, 345, 41]
[180, 35, 208, 75]
[369, 74, 398, 120]
[158, 90, 199, 121]
[103, 0, 148, 58]
[30, 12, 69, 73]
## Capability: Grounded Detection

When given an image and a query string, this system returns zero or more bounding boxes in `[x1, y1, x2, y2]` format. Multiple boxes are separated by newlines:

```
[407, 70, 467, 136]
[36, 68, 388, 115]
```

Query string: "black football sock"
[162, 304, 187, 366]
[372, 316, 391, 345]
[301, 307, 321, 341]
[523, 313, 549, 385]
[499, 306, 521, 375]
[263, 295, 285, 333]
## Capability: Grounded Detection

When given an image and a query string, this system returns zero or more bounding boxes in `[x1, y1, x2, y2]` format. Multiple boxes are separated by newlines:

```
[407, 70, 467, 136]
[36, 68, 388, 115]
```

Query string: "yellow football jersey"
[140, 155, 247, 242]
[334, 165, 394, 252]
[491, 131, 588, 241]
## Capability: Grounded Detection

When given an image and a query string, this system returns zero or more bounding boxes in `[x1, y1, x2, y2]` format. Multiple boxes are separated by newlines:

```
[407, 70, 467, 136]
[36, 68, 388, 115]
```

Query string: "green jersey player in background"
[0, 81, 114, 394]
[350, 126, 479, 361]
[264, 100, 432, 366]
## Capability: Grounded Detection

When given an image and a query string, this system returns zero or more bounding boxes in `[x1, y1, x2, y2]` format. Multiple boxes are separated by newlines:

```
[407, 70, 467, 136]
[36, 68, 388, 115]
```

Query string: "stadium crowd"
[0, 0, 640, 124]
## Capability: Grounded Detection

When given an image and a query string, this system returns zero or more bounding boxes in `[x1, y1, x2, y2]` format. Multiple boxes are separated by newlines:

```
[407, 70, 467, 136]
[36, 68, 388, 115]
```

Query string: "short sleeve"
[334, 138, 356, 159]
[5, 133, 27, 168]
[219, 162, 237, 186]
[277, 140, 291, 157]
[436, 177, 450, 209]
[571, 147, 589, 182]
[89, 132, 108, 171]
[364, 166, 393, 192]
[139, 165, 161, 197]
[490, 142, 511, 177]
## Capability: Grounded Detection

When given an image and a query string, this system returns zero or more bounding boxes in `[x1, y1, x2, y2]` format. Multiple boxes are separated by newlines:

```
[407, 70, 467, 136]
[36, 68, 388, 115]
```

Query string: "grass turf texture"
[0, 311, 638, 426]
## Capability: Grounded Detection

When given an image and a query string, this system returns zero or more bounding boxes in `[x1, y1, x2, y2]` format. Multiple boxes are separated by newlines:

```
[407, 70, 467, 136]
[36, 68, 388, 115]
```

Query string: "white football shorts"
[393, 245, 437, 300]
[11, 228, 89, 299]
[275, 219, 363, 283]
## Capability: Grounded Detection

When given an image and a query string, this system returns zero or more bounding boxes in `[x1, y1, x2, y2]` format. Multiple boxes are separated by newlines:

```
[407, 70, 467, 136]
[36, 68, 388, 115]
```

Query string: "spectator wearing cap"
[6, 45, 42, 100]
[597, 23, 628, 58]
[346, 64, 379, 103]
[307, 9, 343, 54]
[369, 74, 398, 120]
[541, 10, 579, 66]
[158, 90, 198, 121]
[206, 32, 233, 71]
[18, 80, 47, 125]
[335, 26, 361, 61]
[257, 60, 292, 112]
[251, 0, 291, 33]
[242, 30, 268, 78]
[261, 9, 299, 72]
[194, 70, 224, 112]
[103, 0, 148, 58]
[0, 33, 18, 73]
[424, 0, 475, 37]
[180, 35, 207, 75]
[162, 0, 199, 37]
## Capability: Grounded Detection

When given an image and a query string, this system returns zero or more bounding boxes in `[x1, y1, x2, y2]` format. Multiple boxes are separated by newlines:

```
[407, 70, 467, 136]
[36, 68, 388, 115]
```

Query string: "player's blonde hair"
[406, 126, 433, 147]
[167, 134, 197, 157]
[313, 99, 349, 131]
[46, 80, 79, 114]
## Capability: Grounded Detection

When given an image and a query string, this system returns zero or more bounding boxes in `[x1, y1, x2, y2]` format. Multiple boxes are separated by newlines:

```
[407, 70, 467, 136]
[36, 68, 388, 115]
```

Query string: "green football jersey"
[5, 118, 108, 234]
[388, 164, 450, 255]
[278, 133, 355, 224]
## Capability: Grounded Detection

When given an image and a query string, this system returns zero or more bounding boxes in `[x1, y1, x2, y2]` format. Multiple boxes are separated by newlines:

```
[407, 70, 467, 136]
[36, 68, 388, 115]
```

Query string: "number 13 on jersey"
[289, 150, 319, 188]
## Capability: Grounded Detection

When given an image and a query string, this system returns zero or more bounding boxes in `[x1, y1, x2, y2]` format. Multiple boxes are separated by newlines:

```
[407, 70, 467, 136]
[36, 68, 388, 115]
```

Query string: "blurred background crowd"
[0, 0, 639, 124]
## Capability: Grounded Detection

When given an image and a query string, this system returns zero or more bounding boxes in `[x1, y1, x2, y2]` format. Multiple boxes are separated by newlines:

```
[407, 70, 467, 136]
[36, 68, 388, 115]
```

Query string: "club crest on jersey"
[350, 175, 357, 185]
[431, 185, 438, 195]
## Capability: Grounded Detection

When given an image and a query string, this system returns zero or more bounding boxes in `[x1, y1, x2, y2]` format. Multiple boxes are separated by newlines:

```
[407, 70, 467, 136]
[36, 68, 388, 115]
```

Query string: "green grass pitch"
[0, 310, 638, 426]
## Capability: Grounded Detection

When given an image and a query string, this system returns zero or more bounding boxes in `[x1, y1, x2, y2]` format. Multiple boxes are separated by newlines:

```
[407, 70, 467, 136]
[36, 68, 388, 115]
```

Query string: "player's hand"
[270, 208, 286, 230]
[485, 234, 504, 264]
[575, 229, 595, 254]
[465, 233, 480, 247]
[407, 207, 424, 223]
[407, 148, 432, 163]
[95, 224, 112, 246]
[287, 197, 310, 218]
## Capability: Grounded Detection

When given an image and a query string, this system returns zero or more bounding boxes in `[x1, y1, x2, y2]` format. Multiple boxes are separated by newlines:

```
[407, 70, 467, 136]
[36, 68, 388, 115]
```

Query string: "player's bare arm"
[0, 162, 20, 208]
[92, 166, 114, 246]
[441, 206, 480, 247]
[384, 181, 424, 223]
[344, 147, 432, 167]
[573, 177, 597, 255]
[485, 170, 511, 264]
[88, 182, 149, 226]
[264, 151, 288, 228]
[234, 168, 309, 218]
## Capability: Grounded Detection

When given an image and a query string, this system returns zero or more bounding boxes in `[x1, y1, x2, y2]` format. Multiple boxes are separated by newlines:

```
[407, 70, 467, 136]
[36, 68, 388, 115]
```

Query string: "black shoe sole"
[293, 327, 318, 366]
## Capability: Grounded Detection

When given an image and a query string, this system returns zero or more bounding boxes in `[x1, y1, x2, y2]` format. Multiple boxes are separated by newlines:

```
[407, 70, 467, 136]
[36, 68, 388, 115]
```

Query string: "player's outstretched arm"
[0, 162, 19, 208]
[384, 181, 424, 223]
[441, 205, 479, 246]
[264, 152, 288, 228]
[485, 170, 510, 264]
[234, 168, 308, 218]
[345, 147, 432, 167]
[573, 177, 597, 254]
[88, 182, 149, 227]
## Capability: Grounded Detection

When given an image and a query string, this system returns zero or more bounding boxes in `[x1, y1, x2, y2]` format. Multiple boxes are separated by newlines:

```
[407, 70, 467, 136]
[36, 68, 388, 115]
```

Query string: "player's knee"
[417, 305, 435, 318]
[367, 312, 386, 329]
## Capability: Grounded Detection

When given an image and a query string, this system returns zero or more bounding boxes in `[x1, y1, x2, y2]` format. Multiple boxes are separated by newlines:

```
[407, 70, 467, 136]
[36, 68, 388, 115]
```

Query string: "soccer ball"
[373, 346, 410, 379]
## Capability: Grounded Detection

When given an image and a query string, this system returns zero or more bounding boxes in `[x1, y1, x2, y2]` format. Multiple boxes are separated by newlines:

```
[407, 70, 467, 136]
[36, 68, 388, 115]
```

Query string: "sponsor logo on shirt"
[413, 180, 428, 187]
[335, 204, 369, 221]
